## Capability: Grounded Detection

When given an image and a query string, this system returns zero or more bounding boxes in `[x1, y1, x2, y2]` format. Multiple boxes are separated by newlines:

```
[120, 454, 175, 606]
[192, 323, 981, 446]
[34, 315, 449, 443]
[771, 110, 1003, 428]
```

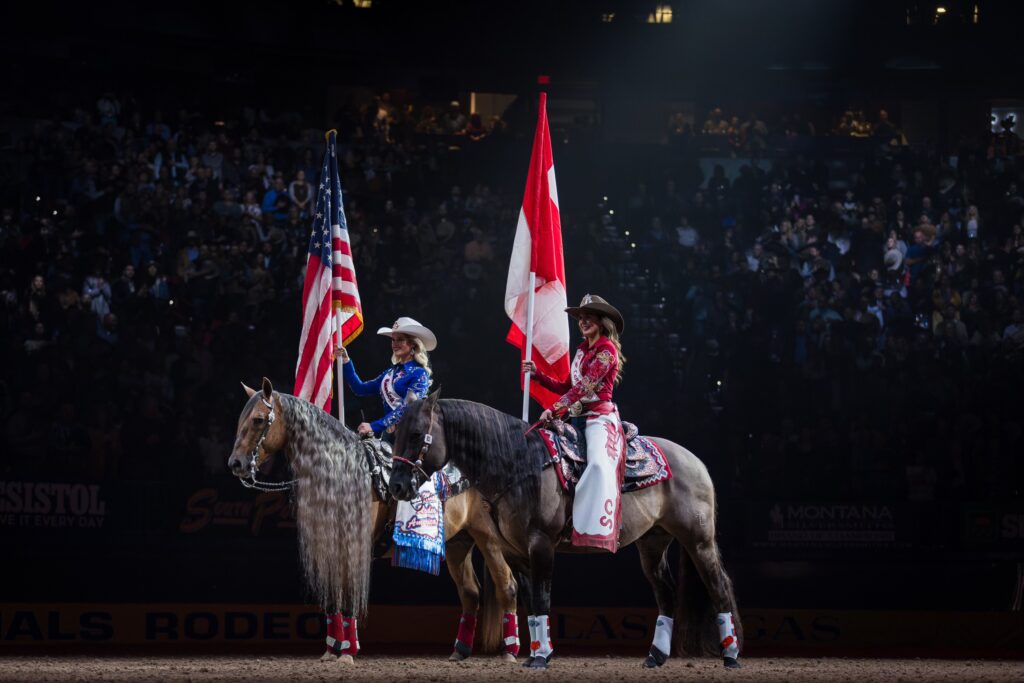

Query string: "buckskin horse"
[227, 378, 520, 663]
[389, 391, 742, 669]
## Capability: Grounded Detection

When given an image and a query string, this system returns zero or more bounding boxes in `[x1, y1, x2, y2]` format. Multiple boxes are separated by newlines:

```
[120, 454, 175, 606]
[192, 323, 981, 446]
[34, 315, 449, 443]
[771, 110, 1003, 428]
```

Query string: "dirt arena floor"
[0, 655, 1021, 683]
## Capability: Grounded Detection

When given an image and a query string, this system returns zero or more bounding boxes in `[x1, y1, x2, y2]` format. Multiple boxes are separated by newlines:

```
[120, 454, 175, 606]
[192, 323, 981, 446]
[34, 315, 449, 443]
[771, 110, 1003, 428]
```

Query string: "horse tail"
[477, 565, 502, 653]
[675, 522, 742, 656]
[675, 543, 712, 656]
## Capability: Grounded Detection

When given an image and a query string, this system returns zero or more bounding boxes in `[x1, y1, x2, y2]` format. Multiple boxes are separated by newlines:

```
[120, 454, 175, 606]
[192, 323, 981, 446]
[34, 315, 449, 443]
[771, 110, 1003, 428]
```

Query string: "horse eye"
[253, 417, 265, 426]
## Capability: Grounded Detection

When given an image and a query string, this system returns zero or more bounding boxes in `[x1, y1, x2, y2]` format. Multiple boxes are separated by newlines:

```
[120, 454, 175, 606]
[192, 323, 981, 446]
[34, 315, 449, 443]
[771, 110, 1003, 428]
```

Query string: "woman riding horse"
[339, 316, 435, 442]
[518, 294, 627, 664]
[325, 317, 436, 658]
[522, 294, 627, 554]
[339, 317, 519, 660]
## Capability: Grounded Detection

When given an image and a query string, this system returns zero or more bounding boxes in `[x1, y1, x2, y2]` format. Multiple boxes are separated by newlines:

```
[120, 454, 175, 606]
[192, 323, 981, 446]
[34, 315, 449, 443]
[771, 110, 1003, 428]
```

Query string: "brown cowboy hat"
[565, 294, 624, 334]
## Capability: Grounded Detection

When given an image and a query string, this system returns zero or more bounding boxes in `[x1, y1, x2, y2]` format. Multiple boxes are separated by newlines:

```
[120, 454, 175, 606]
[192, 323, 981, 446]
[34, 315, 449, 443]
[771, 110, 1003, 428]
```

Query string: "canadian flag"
[505, 92, 570, 408]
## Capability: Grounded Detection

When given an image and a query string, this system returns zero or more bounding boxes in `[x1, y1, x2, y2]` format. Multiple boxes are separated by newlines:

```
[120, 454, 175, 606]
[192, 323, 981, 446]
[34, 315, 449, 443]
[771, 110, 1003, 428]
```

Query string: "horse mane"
[435, 398, 549, 503]
[276, 393, 372, 618]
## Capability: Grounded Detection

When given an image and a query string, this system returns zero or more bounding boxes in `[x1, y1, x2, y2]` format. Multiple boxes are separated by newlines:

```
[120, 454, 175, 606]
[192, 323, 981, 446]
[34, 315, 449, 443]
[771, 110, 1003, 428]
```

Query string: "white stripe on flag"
[333, 253, 355, 271]
[332, 278, 361, 297]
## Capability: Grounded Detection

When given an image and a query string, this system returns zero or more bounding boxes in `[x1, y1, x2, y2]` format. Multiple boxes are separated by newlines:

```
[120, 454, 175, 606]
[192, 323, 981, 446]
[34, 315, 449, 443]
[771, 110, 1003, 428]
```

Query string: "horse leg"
[475, 533, 519, 661]
[319, 606, 357, 665]
[336, 609, 359, 664]
[684, 536, 742, 669]
[444, 533, 480, 661]
[523, 530, 556, 669]
[320, 605, 342, 661]
[635, 533, 676, 668]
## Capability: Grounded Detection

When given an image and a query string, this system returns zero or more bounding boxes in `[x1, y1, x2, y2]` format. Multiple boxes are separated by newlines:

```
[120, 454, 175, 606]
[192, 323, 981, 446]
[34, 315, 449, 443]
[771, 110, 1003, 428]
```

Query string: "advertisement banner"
[746, 502, 914, 552]
[1, 604, 1021, 657]
[961, 504, 1024, 552]
[0, 482, 110, 534]
[178, 488, 294, 537]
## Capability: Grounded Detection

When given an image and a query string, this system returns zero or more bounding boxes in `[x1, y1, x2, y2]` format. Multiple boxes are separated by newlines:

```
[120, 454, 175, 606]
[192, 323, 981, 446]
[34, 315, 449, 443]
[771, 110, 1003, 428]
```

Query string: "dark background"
[1, 0, 1022, 618]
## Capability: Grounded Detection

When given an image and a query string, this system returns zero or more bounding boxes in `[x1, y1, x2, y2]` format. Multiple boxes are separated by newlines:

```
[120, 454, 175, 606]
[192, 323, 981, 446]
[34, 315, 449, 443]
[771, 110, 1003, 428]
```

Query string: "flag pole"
[336, 357, 345, 424]
[521, 271, 536, 422]
[336, 331, 346, 426]
[327, 127, 346, 427]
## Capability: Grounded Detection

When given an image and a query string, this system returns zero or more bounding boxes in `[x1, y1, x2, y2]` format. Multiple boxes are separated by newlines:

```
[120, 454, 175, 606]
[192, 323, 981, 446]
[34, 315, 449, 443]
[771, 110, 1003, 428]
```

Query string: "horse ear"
[427, 386, 442, 404]
[261, 376, 273, 401]
[242, 382, 257, 398]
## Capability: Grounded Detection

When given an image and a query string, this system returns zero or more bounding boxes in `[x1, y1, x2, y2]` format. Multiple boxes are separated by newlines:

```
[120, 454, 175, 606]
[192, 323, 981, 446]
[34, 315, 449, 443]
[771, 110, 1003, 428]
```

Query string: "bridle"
[239, 395, 297, 492]
[391, 398, 438, 486]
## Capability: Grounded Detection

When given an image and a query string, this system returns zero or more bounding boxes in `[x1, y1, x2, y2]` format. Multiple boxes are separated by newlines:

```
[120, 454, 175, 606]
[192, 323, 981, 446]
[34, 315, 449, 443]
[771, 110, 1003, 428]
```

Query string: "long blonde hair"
[392, 337, 433, 377]
[600, 317, 626, 385]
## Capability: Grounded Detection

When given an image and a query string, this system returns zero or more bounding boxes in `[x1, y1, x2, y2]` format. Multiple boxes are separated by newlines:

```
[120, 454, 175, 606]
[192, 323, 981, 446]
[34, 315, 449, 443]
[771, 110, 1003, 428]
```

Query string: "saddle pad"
[538, 421, 673, 493]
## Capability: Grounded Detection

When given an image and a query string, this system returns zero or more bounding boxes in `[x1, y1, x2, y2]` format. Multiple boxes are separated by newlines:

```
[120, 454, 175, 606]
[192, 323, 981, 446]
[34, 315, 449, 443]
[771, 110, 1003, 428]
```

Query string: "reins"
[390, 395, 438, 486]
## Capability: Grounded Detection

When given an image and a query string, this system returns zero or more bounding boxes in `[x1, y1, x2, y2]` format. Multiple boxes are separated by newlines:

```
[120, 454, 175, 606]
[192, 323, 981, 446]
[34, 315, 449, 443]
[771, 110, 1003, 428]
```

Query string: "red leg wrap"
[325, 612, 343, 655]
[341, 617, 359, 656]
[502, 612, 520, 656]
[455, 613, 477, 651]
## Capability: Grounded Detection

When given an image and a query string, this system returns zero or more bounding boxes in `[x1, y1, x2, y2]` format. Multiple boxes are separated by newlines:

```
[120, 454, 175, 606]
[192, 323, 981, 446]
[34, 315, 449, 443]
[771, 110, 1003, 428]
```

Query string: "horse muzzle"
[227, 455, 243, 475]
[388, 477, 417, 502]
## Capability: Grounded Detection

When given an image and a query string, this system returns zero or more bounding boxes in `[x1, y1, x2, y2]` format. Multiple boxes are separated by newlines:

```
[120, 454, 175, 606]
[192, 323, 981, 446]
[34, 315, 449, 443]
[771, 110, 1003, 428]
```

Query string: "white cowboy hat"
[376, 316, 437, 351]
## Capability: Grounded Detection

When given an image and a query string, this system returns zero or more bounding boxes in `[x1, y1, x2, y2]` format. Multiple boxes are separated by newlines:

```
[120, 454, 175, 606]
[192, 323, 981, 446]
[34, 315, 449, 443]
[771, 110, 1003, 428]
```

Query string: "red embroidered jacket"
[533, 337, 619, 415]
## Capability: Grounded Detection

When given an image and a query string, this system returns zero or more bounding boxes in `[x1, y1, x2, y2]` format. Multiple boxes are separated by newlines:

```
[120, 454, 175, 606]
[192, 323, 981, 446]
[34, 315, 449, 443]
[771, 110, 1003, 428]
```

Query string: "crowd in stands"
[0, 91, 516, 487]
[598, 132, 1023, 502]
[679, 106, 908, 154]
[1, 88, 1021, 509]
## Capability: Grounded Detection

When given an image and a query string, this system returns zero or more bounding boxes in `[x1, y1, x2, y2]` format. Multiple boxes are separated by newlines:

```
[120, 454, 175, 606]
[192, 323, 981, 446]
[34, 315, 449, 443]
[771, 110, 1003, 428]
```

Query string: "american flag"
[294, 130, 363, 412]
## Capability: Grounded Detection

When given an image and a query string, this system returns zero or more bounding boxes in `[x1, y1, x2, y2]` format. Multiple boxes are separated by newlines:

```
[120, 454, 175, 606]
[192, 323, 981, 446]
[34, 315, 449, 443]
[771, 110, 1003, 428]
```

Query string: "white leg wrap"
[652, 614, 673, 655]
[716, 612, 739, 659]
[528, 615, 553, 658]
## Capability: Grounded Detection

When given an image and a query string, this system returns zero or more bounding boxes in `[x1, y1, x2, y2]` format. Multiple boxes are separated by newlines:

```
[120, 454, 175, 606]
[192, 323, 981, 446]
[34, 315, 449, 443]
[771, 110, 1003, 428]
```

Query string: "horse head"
[389, 388, 446, 501]
[228, 377, 288, 480]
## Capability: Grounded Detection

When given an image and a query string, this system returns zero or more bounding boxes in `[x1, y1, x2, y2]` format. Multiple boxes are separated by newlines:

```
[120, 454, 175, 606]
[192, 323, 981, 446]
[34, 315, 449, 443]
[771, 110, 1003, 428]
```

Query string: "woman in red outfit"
[522, 294, 627, 552]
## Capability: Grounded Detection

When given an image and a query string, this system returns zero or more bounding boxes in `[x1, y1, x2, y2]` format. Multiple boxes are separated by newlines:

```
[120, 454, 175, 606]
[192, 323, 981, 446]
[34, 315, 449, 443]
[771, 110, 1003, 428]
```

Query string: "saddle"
[359, 437, 394, 503]
[538, 420, 673, 494]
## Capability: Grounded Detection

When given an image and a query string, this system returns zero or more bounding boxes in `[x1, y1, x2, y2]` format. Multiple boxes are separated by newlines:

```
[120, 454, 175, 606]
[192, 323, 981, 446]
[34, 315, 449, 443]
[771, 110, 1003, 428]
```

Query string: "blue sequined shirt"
[343, 359, 432, 433]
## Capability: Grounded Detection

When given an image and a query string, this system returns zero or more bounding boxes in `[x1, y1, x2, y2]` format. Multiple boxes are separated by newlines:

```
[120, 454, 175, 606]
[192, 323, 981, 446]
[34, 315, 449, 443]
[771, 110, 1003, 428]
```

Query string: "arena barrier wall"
[1, 604, 1021, 657]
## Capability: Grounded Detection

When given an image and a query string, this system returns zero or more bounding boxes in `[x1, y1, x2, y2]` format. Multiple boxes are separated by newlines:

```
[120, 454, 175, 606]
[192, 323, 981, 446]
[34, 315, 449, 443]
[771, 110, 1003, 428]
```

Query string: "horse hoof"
[451, 640, 472, 661]
[501, 653, 518, 663]
[337, 654, 355, 665]
[319, 651, 338, 662]
[523, 654, 550, 669]
[643, 646, 668, 668]
[723, 656, 741, 669]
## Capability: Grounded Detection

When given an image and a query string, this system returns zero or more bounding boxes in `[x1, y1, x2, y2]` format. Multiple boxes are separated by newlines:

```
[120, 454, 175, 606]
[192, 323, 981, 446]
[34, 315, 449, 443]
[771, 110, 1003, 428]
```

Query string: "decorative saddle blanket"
[538, 421, 673, 494]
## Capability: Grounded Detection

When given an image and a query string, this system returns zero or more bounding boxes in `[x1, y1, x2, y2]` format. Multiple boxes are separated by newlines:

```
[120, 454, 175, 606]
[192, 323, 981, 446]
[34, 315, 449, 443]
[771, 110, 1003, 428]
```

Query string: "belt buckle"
[569, 401, 583, 417]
